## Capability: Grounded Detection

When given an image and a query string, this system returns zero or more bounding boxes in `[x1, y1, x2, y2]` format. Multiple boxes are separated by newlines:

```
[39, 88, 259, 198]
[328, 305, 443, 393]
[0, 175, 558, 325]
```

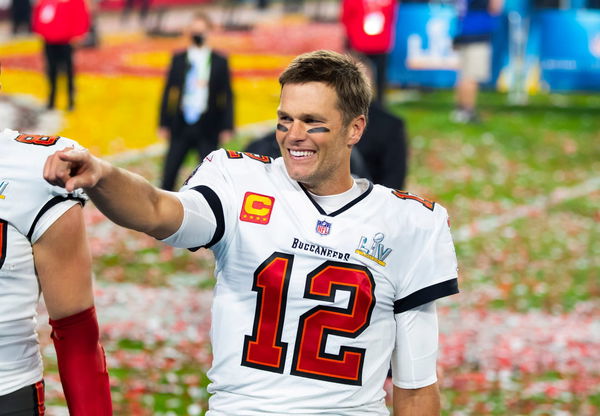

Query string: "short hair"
[191, 11, 214, 30]
[279, 50, 372, 125]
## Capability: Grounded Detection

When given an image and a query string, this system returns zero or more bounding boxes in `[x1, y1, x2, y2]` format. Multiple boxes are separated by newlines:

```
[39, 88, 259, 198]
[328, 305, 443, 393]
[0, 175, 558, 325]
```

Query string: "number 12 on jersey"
[241, 252, 376, 385]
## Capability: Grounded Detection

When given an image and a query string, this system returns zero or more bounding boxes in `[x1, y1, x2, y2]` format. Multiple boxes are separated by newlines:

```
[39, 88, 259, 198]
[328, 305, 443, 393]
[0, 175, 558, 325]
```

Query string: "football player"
[0, 128, 112, 414]
[44, 50, 458, 415]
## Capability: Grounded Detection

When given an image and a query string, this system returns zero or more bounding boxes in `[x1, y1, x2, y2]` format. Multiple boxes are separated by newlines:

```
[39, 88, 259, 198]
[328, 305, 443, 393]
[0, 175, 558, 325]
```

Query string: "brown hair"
[192, 11, 214, 30]
[278, 50, 372, 125]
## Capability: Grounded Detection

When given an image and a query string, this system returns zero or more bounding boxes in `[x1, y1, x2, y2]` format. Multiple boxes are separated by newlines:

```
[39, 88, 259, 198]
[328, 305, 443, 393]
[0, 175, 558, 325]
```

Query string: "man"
[10, 0, 32, 35]
[0, 130, 111, 414]
[451, 0, 504, 123]
[341, 0, 398, 104]
[32, 0, 91, 111]
[159, 12, 234, 191]
[45, 50, 458, 415]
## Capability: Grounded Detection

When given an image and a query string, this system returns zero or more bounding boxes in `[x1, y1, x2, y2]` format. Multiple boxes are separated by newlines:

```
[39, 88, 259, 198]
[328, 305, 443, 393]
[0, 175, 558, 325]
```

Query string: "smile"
[289, 149, 316, 158]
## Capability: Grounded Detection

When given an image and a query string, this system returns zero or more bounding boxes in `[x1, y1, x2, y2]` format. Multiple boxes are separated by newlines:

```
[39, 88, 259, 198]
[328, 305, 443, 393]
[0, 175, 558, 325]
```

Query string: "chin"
[286, 166, 312, 184]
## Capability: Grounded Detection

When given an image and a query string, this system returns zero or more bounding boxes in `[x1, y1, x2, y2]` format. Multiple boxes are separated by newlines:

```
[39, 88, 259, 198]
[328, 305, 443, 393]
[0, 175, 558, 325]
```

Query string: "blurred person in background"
[256, 0, 269, 10]
[32, 0, 91, 111]
[45, 50, 458, 415]
[283, 0, 304, 13]
[341, 0, 398, 104]
[10, 0, 32, 35]
[159, 12, 234, 191]
[451, 0, 504, 123]
[0, 68, 111, 415]
[121, 0, 151, 25]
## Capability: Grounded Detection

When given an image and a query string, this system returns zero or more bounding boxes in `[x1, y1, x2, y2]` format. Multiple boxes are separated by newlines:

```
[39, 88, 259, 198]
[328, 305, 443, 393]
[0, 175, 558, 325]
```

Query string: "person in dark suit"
[10, 0, 32, 35]
[357, 101, 408, 189]
[159, 12, 234, 191]
[245, 101, 408, 189]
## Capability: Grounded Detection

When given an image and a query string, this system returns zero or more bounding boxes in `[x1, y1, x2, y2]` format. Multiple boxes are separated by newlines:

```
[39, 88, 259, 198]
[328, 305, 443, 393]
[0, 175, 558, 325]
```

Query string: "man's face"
[188, 18, 209, 46]
[276, 82, 364, 196]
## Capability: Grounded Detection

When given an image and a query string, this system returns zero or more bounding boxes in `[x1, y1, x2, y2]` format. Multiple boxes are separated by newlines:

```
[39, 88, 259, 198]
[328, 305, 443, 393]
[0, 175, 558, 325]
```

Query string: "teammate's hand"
[44, 148, 103, 192]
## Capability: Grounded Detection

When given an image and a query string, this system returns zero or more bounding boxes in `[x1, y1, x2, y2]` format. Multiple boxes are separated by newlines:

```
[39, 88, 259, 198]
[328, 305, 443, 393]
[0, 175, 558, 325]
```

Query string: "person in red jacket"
[341, 0, 398, 104]
[32, 0, 90, 111]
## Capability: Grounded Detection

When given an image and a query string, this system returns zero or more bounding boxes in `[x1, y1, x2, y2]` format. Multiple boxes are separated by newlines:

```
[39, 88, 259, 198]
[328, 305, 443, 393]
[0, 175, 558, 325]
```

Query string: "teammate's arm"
[393, 383, 441, 416]
[34, 203, 112, 415]
[44, 148, 183, 239]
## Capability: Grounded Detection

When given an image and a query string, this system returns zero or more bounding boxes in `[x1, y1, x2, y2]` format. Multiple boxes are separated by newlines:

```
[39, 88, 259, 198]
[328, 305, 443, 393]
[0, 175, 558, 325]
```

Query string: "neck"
[301, 174, 354, 196]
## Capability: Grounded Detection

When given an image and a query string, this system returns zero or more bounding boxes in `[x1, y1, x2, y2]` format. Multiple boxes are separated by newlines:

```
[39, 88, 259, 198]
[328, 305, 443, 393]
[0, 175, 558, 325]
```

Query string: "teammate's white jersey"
[169, 149, 459, 415]
[0, 129, 86, 395]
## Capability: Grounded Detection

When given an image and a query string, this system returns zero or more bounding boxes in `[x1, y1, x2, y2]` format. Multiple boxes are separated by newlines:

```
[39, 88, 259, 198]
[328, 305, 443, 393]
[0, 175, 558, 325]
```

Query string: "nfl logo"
[315, 220, 331, 236]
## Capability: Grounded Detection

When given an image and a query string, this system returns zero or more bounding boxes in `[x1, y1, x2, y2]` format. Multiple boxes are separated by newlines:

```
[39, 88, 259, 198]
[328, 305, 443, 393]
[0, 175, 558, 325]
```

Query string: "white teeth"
[290, 150, 315, 157]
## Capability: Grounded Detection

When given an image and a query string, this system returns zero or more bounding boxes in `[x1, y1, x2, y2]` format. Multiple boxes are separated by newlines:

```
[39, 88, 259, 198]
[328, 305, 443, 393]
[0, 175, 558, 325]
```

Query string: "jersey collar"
[298, 180, 374, 217]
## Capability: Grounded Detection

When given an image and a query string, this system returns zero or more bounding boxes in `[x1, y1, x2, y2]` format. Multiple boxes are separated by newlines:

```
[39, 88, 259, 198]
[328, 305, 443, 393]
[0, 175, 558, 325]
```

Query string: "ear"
[347, 115, 366, 146]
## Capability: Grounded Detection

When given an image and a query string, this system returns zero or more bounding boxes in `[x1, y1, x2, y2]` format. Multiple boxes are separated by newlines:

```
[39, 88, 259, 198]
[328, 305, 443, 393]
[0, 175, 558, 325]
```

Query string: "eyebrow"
[277, 111, 327, 122]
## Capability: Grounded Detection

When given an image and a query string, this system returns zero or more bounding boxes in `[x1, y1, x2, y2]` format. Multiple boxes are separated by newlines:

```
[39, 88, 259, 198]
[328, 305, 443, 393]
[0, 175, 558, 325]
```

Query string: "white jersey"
[174, 149, 458, 415]
[0, 129, 86, 395]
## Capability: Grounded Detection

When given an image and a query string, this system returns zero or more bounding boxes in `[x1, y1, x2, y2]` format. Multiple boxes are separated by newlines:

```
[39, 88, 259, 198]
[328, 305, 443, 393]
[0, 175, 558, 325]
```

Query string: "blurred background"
[0, 0, 598, 414]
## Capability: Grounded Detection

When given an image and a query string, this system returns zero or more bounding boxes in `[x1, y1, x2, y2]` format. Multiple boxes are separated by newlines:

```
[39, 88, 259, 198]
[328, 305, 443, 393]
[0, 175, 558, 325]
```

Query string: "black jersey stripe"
[188, 185, 225, 251]
[27, 195, 86, 242]
[0, 220, 7, 270]
[393, 278, 459, 314]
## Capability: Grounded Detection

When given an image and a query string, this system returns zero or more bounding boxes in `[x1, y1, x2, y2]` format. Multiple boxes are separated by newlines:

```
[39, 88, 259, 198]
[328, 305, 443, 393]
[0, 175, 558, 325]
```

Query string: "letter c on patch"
[240, 192, 275, 225]
[245, 194, 272, 216]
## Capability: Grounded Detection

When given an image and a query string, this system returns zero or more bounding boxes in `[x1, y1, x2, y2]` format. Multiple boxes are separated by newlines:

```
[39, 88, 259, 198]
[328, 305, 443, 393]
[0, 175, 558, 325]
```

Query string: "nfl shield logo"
[315, 220, 331, 236]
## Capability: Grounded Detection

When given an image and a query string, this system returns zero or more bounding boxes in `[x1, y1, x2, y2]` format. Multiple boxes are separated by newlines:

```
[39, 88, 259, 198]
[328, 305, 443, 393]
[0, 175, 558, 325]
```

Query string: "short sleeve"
[170, 150, 237, 249]
[391, 302, 439, 389]
[394, 206, 459, 314]
[160, 189, 219, 249]
[30, 199, 81, 244]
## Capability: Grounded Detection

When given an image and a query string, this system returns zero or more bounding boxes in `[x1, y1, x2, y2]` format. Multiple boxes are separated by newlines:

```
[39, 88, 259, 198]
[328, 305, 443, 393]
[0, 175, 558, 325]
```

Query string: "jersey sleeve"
[394, 205, 459, 314]
[163, 150, 236, 250]
[391, 301, 439, 389]
[30, 200, 81, 244]
[160, 190, 218, 249]
[5, 132, 88, 242]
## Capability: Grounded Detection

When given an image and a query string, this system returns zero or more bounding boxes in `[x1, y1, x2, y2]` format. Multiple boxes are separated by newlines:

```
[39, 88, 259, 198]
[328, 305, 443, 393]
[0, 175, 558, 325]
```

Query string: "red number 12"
[241, 252, 375, 385]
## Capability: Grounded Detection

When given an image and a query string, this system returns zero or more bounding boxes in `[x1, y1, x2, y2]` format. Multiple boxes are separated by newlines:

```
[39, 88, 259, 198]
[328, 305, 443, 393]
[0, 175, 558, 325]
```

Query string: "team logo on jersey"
[355, 233, 392, 266]
[240, 192, 275, 224]
[315, 220, 331, 236]
[0, 181, 7, 200]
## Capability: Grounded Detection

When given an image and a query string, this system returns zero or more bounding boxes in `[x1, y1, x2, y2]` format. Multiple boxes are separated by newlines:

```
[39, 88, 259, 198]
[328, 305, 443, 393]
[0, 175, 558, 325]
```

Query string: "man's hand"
[44, 148, 106, 192]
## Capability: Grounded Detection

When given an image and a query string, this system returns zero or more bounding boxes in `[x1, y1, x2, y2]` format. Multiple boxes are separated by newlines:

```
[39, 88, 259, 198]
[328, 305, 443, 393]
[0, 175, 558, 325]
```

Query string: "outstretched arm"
[34, 204, 112, 415]
[44, 148, 183, 239]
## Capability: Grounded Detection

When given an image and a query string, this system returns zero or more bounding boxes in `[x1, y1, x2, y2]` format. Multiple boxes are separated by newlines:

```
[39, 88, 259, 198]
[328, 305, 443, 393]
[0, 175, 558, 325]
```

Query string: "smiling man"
[44, 50, 458, 415]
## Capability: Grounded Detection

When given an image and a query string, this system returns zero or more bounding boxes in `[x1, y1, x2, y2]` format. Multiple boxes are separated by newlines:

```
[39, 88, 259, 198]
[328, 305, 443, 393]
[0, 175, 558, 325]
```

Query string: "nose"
[287, 121, 305, 141]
